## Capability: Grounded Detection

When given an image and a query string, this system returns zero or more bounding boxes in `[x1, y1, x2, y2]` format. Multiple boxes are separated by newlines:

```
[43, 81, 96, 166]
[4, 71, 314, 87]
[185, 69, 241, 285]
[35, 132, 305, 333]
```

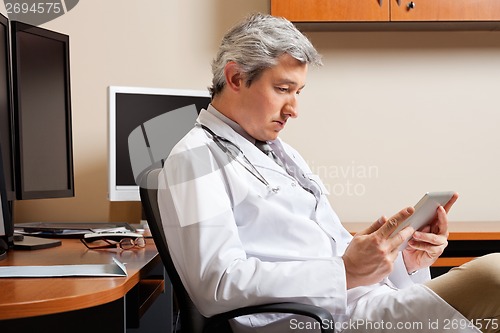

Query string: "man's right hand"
[342, 207, 415, 289]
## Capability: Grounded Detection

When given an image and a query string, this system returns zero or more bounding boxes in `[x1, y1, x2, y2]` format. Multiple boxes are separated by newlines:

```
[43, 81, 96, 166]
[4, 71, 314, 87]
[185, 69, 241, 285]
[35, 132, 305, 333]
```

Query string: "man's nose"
[284, 96, 298, 118]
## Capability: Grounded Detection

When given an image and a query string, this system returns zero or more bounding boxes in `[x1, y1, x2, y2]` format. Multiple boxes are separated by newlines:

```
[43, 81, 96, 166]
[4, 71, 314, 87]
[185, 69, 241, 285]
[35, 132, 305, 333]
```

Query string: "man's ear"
[224, 61, 244, 92]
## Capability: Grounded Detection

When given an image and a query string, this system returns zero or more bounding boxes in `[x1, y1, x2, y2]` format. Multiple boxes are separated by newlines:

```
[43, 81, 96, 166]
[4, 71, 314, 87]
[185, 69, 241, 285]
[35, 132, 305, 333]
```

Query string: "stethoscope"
[199, 124, 280, 194]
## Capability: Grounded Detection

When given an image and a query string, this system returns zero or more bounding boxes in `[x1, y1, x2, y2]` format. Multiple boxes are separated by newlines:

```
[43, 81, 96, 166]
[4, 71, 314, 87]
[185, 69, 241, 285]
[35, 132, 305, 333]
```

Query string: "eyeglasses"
[80, 236, 146, 251]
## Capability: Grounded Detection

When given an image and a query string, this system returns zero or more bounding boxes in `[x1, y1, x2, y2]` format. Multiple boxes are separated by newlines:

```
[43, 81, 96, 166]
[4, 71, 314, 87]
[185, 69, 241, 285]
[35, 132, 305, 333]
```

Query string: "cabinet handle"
[379, 0, 383, 7]
[407, 1, 416, 10]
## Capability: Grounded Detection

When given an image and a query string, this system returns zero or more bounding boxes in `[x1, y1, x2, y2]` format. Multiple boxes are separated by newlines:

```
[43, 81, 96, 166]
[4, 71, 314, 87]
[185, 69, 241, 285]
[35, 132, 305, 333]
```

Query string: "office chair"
[139, 168, 335, 333]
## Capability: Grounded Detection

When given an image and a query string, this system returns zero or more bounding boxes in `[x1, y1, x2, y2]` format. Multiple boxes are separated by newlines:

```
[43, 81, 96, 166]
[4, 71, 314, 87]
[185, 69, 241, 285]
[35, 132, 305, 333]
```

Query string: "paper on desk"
[14, 226, 130, 237]
[0, 257, 127, 278]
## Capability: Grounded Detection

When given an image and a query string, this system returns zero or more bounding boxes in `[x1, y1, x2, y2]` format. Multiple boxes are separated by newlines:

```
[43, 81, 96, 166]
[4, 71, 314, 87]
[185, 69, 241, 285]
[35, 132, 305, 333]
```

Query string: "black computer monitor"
[0, 13, 15, 201]
[0, 13, 14, 258]
[108, 86, 211, 201]
[10, 21, 74, 200]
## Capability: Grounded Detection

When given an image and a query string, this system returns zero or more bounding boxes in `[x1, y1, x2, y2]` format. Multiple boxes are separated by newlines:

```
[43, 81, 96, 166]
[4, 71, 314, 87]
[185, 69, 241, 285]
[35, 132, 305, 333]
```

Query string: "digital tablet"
[390, 191, 455, 249]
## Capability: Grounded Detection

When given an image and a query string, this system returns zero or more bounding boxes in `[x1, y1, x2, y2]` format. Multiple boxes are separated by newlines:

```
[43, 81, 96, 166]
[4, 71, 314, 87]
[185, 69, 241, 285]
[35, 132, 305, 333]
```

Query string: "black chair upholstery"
[139, 168, 335, 333]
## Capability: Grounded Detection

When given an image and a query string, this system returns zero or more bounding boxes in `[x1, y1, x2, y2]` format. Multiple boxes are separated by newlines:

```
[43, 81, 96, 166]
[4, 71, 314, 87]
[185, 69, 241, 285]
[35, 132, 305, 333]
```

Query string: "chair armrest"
[204, 302, 335, 333]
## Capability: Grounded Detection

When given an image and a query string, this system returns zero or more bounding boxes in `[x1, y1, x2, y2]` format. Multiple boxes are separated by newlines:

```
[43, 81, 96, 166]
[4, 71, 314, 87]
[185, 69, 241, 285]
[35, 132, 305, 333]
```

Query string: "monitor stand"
[13, 235, 61, 250]
[0, 247, 6, 260]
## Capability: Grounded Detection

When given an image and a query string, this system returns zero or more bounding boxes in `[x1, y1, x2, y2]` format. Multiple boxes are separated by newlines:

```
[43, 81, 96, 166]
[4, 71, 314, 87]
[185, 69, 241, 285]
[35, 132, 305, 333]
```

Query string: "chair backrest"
[139, 168, 222, 333]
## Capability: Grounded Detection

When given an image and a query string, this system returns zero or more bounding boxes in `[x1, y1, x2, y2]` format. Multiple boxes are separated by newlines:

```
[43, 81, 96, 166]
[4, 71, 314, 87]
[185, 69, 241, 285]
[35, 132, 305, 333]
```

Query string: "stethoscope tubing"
[199, 124, 278, 191]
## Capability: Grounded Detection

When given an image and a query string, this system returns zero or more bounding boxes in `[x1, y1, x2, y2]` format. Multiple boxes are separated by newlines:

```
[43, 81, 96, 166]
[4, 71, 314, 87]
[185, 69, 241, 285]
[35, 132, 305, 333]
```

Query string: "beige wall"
[3, 1, 500, 226]
[282, 31, 500, 224]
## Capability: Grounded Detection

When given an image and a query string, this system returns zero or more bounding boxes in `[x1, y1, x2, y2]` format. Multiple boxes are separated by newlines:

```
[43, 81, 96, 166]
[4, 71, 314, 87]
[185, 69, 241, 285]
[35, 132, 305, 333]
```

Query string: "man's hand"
[342, 207, 415, 289]
[402, 193, 459, 273]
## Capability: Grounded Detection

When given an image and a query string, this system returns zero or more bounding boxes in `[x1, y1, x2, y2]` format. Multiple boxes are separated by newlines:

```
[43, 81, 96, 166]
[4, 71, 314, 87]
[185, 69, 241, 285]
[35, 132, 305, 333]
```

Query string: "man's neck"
[206, 104, 255, 143]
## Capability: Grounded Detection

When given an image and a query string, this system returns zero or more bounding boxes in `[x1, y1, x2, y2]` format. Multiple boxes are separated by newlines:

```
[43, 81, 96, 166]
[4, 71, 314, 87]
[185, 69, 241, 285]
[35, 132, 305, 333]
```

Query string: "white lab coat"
[158, 106, 479, 333]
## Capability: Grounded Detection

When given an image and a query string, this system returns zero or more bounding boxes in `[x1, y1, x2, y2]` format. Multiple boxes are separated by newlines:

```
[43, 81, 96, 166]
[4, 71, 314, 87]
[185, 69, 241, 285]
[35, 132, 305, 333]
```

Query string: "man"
[158, 13, 499, 332]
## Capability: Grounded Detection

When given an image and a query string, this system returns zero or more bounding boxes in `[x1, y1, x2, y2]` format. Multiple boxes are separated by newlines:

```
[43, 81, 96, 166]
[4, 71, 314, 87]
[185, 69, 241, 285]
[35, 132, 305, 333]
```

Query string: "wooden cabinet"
[271, 0, 388, 22]
[271, 0, 500, 27]
[391, 0, 500, 21]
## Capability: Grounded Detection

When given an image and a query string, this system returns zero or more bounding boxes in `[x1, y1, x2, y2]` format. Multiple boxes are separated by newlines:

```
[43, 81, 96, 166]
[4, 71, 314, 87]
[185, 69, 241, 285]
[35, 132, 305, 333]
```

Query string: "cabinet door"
[391, 0, 500, 21]
[271, 0, 389, 22]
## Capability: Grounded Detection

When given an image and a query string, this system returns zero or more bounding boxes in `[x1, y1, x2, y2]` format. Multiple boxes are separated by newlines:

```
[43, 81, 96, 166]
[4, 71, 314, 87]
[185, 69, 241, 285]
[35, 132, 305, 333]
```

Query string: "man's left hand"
[402, 193, 459, 273]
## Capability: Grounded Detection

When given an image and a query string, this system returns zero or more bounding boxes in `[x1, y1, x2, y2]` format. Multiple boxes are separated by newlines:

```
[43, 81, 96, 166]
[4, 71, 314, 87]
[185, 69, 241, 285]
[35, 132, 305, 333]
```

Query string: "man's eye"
[276, 87, 289, 93]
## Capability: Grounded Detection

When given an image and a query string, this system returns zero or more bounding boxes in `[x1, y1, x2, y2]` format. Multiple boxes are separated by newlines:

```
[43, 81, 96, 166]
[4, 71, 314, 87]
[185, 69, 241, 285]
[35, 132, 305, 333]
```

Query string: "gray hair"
[209, 13, 322, 97]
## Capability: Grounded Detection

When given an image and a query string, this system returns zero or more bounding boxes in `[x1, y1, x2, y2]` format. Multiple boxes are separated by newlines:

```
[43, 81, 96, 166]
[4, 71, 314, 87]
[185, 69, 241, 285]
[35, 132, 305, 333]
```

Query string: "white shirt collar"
[206, 104, 256, 144]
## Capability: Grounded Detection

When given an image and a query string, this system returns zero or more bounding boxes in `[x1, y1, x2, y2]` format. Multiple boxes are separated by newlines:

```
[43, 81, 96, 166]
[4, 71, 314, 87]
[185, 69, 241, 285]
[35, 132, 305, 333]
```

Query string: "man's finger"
[377, 207, 415, 239]
[359, 216, 387, 235]
[443, 192, 459, 213]
[430, 205, 449, 236]
[389, 225, 415, 251]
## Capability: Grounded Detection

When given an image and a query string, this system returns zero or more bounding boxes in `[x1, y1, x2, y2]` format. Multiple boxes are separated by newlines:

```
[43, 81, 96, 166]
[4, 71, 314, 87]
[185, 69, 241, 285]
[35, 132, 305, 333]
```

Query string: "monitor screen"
[0, 13, 15, 201]
[10, 21, 74, 200]
[108, 86, 211, 201]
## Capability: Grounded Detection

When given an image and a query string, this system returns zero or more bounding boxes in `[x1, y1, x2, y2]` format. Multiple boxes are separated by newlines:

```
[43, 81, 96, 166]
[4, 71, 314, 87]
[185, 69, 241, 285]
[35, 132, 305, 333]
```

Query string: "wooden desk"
[433, 231, 500, 267]
[0, 238, 170, 333]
